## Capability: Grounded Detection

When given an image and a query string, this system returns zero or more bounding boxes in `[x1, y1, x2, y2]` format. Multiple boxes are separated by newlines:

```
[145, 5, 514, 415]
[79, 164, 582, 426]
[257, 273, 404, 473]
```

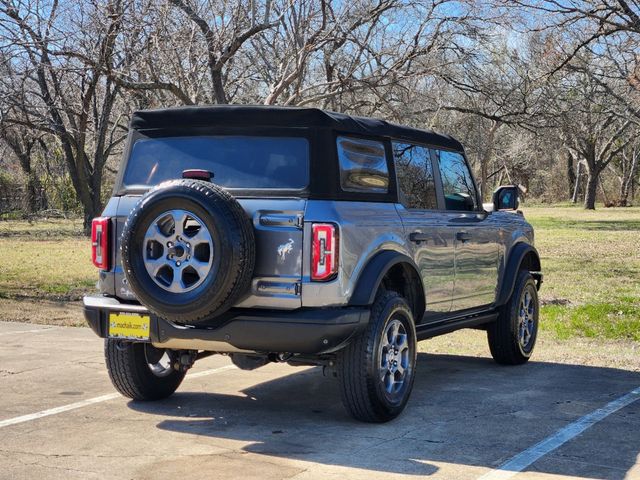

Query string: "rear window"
[122, 136, 309, 190]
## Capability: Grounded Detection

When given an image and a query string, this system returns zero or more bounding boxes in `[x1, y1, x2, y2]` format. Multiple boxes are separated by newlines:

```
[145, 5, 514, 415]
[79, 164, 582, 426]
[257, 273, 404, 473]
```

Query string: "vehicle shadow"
[128, 353, 640, 478]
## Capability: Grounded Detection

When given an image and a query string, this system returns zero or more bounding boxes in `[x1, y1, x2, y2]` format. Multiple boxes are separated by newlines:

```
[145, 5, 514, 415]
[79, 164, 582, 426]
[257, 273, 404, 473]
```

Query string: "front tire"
[338, 291, 417, 422]
[104, 340, 186, 400]
[488, 270, 539, 365]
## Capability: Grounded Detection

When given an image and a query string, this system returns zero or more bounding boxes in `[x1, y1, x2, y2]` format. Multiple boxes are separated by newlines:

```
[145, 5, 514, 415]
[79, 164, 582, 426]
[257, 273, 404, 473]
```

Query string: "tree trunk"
[479, 121, 499, 202]
[571, 161, 583, 204]
[24, 172, 47, 213]
[16, 153, 40, 214]
[620, 149, 638, 206]
[584, 171, 598, 209]
[566, 151, 576, 200]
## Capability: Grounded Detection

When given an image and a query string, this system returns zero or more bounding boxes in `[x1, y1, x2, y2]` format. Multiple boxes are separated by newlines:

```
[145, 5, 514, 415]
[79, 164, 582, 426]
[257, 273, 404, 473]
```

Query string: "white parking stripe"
[0, 393, 121, 429]
[478, 386, 640, 480]
[0, 364, 236, 429]
[186, 364, 235, 379]
[0, 327, 55, 336]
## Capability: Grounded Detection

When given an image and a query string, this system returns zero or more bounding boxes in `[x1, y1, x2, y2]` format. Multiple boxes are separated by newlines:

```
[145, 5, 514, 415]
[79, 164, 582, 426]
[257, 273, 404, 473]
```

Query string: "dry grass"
[422, 329, 640, 371]
[0, 230, 94, 301]
[0, 206, 638, 345]
[0, 218, 93, 325]
[0, 218, 85, 238]
[0, 298, 85, 327]
[522, 205, 640, 341]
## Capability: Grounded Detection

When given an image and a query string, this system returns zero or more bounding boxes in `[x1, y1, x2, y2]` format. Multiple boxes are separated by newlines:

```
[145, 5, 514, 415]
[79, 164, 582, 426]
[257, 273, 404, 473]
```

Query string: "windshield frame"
[113, 126, 313, 197]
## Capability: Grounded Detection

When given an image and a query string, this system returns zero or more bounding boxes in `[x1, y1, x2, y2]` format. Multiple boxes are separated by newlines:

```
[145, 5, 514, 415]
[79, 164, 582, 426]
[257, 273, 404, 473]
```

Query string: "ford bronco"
[84, 105, 542, 422]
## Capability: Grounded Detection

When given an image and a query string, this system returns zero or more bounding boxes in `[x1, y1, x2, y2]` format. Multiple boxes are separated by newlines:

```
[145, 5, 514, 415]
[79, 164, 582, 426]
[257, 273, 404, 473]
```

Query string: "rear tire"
[487, 270, 539, 365]
[338, 291, 417, 422]
[104, 340, 186, 400]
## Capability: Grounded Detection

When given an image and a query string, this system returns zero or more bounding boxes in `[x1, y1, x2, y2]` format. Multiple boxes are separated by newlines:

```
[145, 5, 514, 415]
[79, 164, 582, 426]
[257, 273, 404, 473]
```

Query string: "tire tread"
[488, 270, 538, 365]
[338, 291, 416, 422]
[104, 340, 185, 400]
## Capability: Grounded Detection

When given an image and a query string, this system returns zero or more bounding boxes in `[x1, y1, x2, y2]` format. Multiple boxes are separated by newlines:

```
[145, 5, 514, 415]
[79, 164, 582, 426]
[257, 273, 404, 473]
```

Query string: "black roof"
[130, 105, 463, 152]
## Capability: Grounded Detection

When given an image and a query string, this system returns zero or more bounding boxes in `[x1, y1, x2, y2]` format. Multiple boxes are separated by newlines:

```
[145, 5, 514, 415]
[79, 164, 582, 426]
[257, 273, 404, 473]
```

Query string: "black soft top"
[130, 105, 463, 152]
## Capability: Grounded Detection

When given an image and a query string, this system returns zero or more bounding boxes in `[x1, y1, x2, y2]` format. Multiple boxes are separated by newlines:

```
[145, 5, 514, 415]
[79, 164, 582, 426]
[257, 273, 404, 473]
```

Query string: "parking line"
[478, 386, 640, 480]
[0, 364, 236, 429]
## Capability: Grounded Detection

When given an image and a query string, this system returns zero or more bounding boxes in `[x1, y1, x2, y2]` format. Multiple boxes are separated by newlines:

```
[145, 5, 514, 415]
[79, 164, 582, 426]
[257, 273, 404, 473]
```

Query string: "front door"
[434, 150, 499, 311]
[393, 142, 455, 317]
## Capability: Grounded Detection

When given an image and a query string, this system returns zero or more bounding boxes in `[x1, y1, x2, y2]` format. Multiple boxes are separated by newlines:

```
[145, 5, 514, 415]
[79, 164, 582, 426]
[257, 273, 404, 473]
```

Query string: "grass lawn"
[522, 205, 640, 342]
[0, 219, 94, 300]
[0, 206, 638, 342]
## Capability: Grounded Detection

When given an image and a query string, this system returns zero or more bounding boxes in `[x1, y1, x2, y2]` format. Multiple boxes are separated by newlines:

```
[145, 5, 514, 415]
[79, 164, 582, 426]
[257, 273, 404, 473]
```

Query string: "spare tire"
[121, 179, 255, 325]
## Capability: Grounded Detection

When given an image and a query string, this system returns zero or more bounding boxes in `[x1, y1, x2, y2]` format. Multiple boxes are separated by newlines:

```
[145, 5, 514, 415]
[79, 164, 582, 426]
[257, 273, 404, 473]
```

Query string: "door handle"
[409, 232, 429, 243]
[456, 232, 471, 242]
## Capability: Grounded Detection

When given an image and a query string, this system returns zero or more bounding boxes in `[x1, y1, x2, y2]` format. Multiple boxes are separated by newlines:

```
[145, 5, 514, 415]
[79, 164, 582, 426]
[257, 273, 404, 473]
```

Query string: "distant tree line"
[0, 0, 638, 231]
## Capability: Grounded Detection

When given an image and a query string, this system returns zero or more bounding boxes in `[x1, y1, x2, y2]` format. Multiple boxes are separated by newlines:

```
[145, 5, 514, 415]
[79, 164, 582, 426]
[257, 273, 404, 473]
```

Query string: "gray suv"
[84, 105, 542, 422]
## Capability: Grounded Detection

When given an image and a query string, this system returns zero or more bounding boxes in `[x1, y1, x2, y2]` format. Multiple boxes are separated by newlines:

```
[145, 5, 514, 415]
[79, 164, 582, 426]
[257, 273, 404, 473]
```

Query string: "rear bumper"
[83, 295, 369, 355]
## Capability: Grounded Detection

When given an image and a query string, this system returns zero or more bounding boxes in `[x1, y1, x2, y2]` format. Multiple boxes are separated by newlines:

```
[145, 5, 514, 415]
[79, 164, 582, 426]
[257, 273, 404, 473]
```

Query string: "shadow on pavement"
[128, 353, 640, 478]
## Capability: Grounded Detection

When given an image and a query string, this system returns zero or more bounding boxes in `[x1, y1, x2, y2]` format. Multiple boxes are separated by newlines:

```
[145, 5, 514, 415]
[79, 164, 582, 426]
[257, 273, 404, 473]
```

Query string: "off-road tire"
[338, 291, 417, 423]
[488, 270, 539, 365]
[104, 339, 185, 400]
[121, 179, 255, 326]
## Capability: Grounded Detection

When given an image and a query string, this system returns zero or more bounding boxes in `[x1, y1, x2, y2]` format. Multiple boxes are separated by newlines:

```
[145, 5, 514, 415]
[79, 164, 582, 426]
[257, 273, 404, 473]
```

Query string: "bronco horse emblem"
[277, 238, 295, 263]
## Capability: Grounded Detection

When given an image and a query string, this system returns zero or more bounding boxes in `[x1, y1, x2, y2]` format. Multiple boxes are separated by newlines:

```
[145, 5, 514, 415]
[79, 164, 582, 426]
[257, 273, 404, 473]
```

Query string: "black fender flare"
[495, 242, 542, 307]
[348, 250, 425, 317]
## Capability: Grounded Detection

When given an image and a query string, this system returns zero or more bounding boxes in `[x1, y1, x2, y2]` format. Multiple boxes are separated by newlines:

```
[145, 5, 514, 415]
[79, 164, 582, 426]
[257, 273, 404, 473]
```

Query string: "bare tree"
[609, 140, 640, 205]
[0, 0, 129, 230]
[556, 67, 632, 209]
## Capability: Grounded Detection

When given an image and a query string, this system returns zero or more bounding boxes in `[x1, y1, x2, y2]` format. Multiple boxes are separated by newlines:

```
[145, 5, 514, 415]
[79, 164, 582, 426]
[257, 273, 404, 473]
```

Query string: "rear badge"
[277, 238, 295, 264]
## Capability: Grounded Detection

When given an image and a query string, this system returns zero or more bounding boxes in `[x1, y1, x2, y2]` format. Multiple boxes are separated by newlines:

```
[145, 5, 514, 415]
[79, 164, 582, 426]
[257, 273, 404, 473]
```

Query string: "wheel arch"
[495, 242, 542, 307]
[348, 250, 425, 321]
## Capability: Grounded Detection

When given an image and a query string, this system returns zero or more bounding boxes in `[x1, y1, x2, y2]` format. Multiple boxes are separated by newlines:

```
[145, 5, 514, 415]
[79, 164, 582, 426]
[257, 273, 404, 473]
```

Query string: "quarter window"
[337, 136, 389, 193]
[437, 150, 478, 211]
[392, 142, 437, 210]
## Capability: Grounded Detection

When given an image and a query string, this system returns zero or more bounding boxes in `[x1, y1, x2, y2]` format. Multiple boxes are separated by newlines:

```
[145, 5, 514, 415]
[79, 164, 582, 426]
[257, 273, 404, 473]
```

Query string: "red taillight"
[91, 217, 110, 270]
[312, 223, 339, 281]
[182, 169, 213, 181]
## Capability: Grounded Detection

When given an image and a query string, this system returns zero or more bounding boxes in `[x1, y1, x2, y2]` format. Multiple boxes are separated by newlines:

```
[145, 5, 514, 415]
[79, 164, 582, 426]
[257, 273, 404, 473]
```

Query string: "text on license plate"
[108, 312, 151, 341]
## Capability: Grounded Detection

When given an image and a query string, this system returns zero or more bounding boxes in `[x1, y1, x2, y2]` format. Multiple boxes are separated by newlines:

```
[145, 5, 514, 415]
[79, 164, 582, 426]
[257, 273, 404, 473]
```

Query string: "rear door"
[393, 142, 455, 317]
[433, 149, 499, 312]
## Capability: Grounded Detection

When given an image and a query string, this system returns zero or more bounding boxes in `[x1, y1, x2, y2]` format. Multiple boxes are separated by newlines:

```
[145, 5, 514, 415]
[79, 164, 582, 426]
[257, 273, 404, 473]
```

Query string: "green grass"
[0, 206, 638, 341]
[0, 220, 94, 301]
[522, 205, 640, 342]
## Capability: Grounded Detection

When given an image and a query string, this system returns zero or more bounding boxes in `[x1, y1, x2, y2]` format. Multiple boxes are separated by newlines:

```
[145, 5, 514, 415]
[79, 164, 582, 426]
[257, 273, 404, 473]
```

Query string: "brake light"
[91, 217, 110, 270]
[182, 169, 213, 181]
[312, 223, 338, 281]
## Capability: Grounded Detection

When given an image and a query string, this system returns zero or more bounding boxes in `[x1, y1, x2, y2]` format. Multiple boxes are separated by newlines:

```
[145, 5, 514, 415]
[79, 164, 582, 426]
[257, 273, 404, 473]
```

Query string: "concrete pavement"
[0, 321, 638, 479]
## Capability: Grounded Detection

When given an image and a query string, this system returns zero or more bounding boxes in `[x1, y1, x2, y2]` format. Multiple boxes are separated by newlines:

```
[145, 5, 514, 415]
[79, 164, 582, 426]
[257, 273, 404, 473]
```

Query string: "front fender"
[496, 242, 542, 306]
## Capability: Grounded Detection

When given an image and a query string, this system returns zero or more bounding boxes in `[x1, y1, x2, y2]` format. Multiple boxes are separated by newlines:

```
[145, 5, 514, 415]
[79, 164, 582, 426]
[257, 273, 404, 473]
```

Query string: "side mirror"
[493, 185, 519, 211]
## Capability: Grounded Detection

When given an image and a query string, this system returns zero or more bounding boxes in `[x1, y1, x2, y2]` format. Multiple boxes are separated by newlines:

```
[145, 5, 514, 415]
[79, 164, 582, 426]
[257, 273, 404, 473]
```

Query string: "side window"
[337, 136, 389, 193]
[437, 150, 478, 211]
[392, 142, 437, 210]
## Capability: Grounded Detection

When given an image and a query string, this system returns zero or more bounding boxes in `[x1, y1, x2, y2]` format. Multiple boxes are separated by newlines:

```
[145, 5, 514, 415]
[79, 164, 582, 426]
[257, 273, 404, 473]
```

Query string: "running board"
[416, 312, 498, 341]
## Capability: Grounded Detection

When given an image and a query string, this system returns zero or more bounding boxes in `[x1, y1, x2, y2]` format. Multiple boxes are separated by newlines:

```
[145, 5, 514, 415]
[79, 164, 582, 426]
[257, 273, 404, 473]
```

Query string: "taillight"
[91, 217, 110, 270]
[312, 223, 339, 281]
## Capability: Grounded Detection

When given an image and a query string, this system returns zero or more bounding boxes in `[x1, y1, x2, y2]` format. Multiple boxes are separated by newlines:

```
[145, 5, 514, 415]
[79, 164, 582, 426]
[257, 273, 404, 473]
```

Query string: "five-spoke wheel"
[143, 209, 214, 293]
[379, 318, 411, 396]
[518, 287, 536, 350]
